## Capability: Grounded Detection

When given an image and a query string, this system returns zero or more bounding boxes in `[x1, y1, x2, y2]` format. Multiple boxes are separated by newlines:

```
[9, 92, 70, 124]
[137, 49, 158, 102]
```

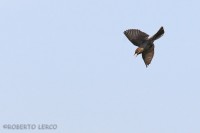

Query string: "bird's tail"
[150, 26, 164, 41]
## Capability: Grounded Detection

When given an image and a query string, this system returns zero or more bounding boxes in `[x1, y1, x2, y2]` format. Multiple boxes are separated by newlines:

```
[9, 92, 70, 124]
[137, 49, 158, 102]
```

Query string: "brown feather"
[142, 45, 154, 67]
[124, 29, 149, 46]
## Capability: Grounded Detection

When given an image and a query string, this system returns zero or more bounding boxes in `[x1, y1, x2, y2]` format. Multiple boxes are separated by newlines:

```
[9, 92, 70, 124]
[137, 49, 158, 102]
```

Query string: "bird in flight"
[124, 27, 164, 67]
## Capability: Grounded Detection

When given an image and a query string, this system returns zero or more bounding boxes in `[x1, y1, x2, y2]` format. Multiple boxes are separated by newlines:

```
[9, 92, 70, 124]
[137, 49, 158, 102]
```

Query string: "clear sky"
[0, 0, 200, 133]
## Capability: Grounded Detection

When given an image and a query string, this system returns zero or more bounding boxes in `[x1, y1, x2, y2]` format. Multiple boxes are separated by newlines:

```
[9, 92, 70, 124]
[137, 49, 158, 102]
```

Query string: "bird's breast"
[142, 41, 153, 51]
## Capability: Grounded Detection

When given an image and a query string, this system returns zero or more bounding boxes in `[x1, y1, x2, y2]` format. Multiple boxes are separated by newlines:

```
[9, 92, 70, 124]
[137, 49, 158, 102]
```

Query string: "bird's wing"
[142, 45, 154, 67]
[124, 29, 149, 46]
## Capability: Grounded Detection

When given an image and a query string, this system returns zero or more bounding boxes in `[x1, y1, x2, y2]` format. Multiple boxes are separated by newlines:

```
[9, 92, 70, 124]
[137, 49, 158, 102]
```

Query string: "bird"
[124, 26, 164, 67]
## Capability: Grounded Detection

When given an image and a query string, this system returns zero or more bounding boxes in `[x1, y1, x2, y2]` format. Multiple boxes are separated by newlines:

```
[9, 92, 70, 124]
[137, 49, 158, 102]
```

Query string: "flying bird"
[124, 27, 164, 67]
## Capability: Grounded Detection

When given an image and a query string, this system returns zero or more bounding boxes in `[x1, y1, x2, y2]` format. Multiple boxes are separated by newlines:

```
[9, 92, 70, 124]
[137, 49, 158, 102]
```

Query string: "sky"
[0, 0, 200, 133]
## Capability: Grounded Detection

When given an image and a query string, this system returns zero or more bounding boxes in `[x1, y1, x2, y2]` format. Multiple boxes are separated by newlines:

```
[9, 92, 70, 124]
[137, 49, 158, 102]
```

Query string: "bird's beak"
[134, 53, 138, 57]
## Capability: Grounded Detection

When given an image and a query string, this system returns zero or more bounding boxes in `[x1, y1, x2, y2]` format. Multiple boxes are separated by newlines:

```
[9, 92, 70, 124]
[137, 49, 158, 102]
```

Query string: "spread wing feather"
[124, 29, 149, 46]
[142, 45, 154, 67]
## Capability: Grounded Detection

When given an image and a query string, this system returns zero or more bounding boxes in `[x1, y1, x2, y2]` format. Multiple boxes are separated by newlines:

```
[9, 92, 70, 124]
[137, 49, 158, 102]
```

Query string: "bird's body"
[124, 27, 164, 67]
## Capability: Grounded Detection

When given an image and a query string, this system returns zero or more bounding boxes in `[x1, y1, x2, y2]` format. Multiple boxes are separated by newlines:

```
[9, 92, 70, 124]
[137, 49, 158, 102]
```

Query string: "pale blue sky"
[0, 0, 200, 133]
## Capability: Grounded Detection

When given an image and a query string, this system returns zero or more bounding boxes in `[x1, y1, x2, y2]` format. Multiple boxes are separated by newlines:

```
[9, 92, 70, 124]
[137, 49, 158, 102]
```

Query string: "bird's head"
[134, 47, 144, 57]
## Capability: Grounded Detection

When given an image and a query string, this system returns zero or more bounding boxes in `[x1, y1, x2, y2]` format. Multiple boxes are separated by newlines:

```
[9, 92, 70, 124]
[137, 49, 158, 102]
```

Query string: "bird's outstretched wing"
[124, 29, 149, 46]
[142, 45, 154, 67]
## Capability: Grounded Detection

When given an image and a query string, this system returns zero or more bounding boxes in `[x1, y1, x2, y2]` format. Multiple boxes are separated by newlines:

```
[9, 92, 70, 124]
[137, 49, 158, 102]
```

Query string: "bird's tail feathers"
[150, 26, 164, 41]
